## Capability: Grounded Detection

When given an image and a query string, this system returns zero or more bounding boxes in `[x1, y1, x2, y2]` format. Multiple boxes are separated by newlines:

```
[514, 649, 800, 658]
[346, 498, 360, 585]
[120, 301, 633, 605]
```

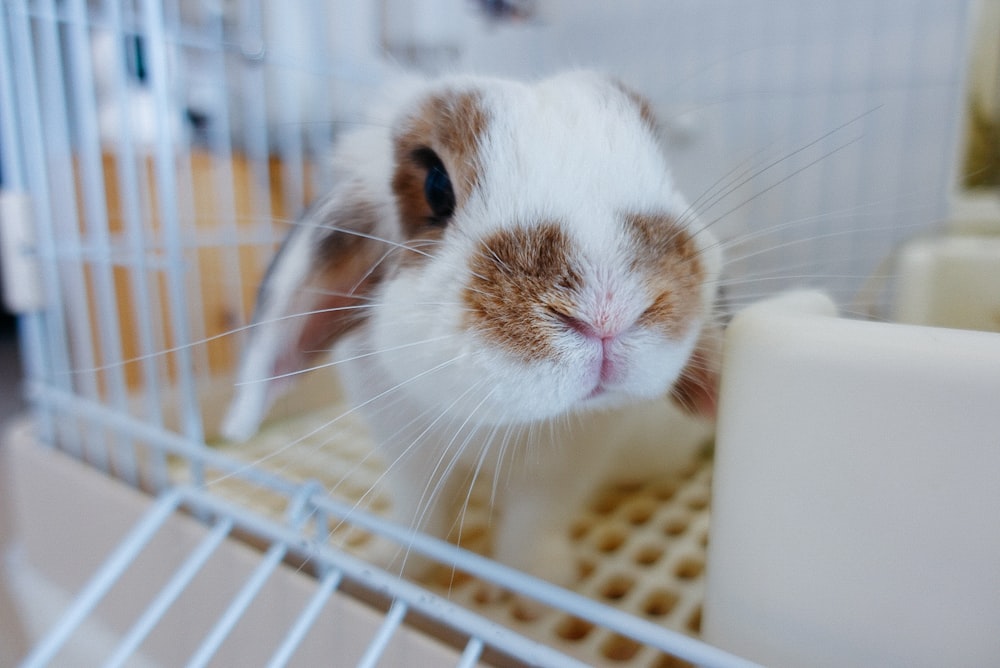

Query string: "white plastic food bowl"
[703, 290, 1000, 667]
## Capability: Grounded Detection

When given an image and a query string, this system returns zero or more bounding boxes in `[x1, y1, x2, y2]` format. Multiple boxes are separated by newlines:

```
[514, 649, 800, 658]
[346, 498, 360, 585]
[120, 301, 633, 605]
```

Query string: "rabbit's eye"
[420, 154, 455, 224]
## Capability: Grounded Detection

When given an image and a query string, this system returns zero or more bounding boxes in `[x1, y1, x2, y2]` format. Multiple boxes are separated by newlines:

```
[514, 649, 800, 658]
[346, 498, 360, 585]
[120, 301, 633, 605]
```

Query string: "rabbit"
[222, 70, 722, 591]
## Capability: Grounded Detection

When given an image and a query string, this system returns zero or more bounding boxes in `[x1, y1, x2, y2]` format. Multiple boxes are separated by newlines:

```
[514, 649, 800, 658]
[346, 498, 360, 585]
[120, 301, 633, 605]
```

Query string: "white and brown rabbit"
[223, 70, 722, 589]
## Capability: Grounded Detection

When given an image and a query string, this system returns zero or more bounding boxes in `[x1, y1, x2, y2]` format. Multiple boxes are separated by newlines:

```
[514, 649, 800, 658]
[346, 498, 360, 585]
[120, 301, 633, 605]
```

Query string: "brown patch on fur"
[391, 89, 490, 266]
[612, 80, 659, 134]
[669, 327, 722, 418]
[624, 213, 704, 339]
[464, 223, 582, 362]
[292, 194, 387, 358]
[625, 212, 718, 416]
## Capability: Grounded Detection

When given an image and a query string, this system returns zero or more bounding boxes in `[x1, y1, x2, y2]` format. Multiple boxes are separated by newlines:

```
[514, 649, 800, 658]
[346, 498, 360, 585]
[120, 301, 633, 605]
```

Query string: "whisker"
[298, 219, 434, 259]
[700, 135, 866, 241]
[67, 304, 379, 376]
[683, 106, 882, 230]
[206, 352, 468, 486]
[677, 143, 787, 228]
[399, 382, 497, 572]
[235, 333, 458, 385]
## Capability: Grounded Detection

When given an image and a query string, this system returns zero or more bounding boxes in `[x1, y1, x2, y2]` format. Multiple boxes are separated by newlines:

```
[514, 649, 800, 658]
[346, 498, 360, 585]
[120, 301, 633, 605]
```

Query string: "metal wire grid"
[0, 0, 976, 494]
[0, 5, 758, 662]
[1, 0, 976, 476]
[20, 484, 589, 668]
[4, 0, 221, 488]
[459, 0, 974, 316]
[0, 0, 381, 464]
[0, 0, 977, 666]
[13, 412, 756, 667]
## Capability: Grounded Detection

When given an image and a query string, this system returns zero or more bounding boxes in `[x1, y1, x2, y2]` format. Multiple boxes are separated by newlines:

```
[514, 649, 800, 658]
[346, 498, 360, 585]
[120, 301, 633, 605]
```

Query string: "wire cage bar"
[17, 476, 759, 668]
[15, 374, 757, 664]
[0, 0, 980, 666]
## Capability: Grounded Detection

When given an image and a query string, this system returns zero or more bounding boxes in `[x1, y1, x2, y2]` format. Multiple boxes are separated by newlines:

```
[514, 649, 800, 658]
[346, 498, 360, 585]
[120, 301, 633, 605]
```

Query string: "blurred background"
[70, 0, 991, 308]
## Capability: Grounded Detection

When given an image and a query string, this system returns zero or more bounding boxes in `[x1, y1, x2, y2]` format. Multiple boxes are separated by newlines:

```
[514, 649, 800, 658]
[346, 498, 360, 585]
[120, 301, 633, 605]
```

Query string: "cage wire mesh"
[0, 0, 975, 666]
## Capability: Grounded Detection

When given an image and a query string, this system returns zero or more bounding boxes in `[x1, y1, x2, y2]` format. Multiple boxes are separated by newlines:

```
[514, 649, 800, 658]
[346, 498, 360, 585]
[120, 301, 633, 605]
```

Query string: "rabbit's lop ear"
[221, 185, 393, 441]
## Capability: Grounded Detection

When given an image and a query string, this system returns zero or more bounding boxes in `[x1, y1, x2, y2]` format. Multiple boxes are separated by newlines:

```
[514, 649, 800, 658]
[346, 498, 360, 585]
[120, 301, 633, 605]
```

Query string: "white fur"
[224, 71, 721, 586]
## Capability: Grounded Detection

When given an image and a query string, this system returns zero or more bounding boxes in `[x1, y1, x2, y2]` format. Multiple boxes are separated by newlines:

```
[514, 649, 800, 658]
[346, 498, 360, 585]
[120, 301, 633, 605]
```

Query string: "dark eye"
[417, 150, 455, 224]
[424, 164, 455, 222]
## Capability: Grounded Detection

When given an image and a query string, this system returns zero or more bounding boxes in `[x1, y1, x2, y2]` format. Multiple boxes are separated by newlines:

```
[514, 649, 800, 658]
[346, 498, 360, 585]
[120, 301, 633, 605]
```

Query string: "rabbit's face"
[367, 73, 720, 425]
[223, 71, 721, 441]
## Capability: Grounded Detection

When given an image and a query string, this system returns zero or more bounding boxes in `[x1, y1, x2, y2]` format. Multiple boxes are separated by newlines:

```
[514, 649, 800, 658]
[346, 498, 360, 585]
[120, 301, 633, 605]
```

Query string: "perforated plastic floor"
[191, 403, 714, 667]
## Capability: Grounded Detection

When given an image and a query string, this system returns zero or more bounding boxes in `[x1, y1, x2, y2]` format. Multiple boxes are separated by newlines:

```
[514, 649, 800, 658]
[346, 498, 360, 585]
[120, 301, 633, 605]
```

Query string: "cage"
[1, 1, 999, 667]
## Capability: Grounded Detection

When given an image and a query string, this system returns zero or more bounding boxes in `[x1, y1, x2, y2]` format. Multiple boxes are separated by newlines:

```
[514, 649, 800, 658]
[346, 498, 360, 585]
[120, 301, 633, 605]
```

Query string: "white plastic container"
[893, 235, 1000, 333]
[703, 291, 1000, 667]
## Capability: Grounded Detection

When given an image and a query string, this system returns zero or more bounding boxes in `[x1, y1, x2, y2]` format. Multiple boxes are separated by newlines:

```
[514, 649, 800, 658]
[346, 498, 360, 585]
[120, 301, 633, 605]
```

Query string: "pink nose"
[558, 314, 625, 384]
